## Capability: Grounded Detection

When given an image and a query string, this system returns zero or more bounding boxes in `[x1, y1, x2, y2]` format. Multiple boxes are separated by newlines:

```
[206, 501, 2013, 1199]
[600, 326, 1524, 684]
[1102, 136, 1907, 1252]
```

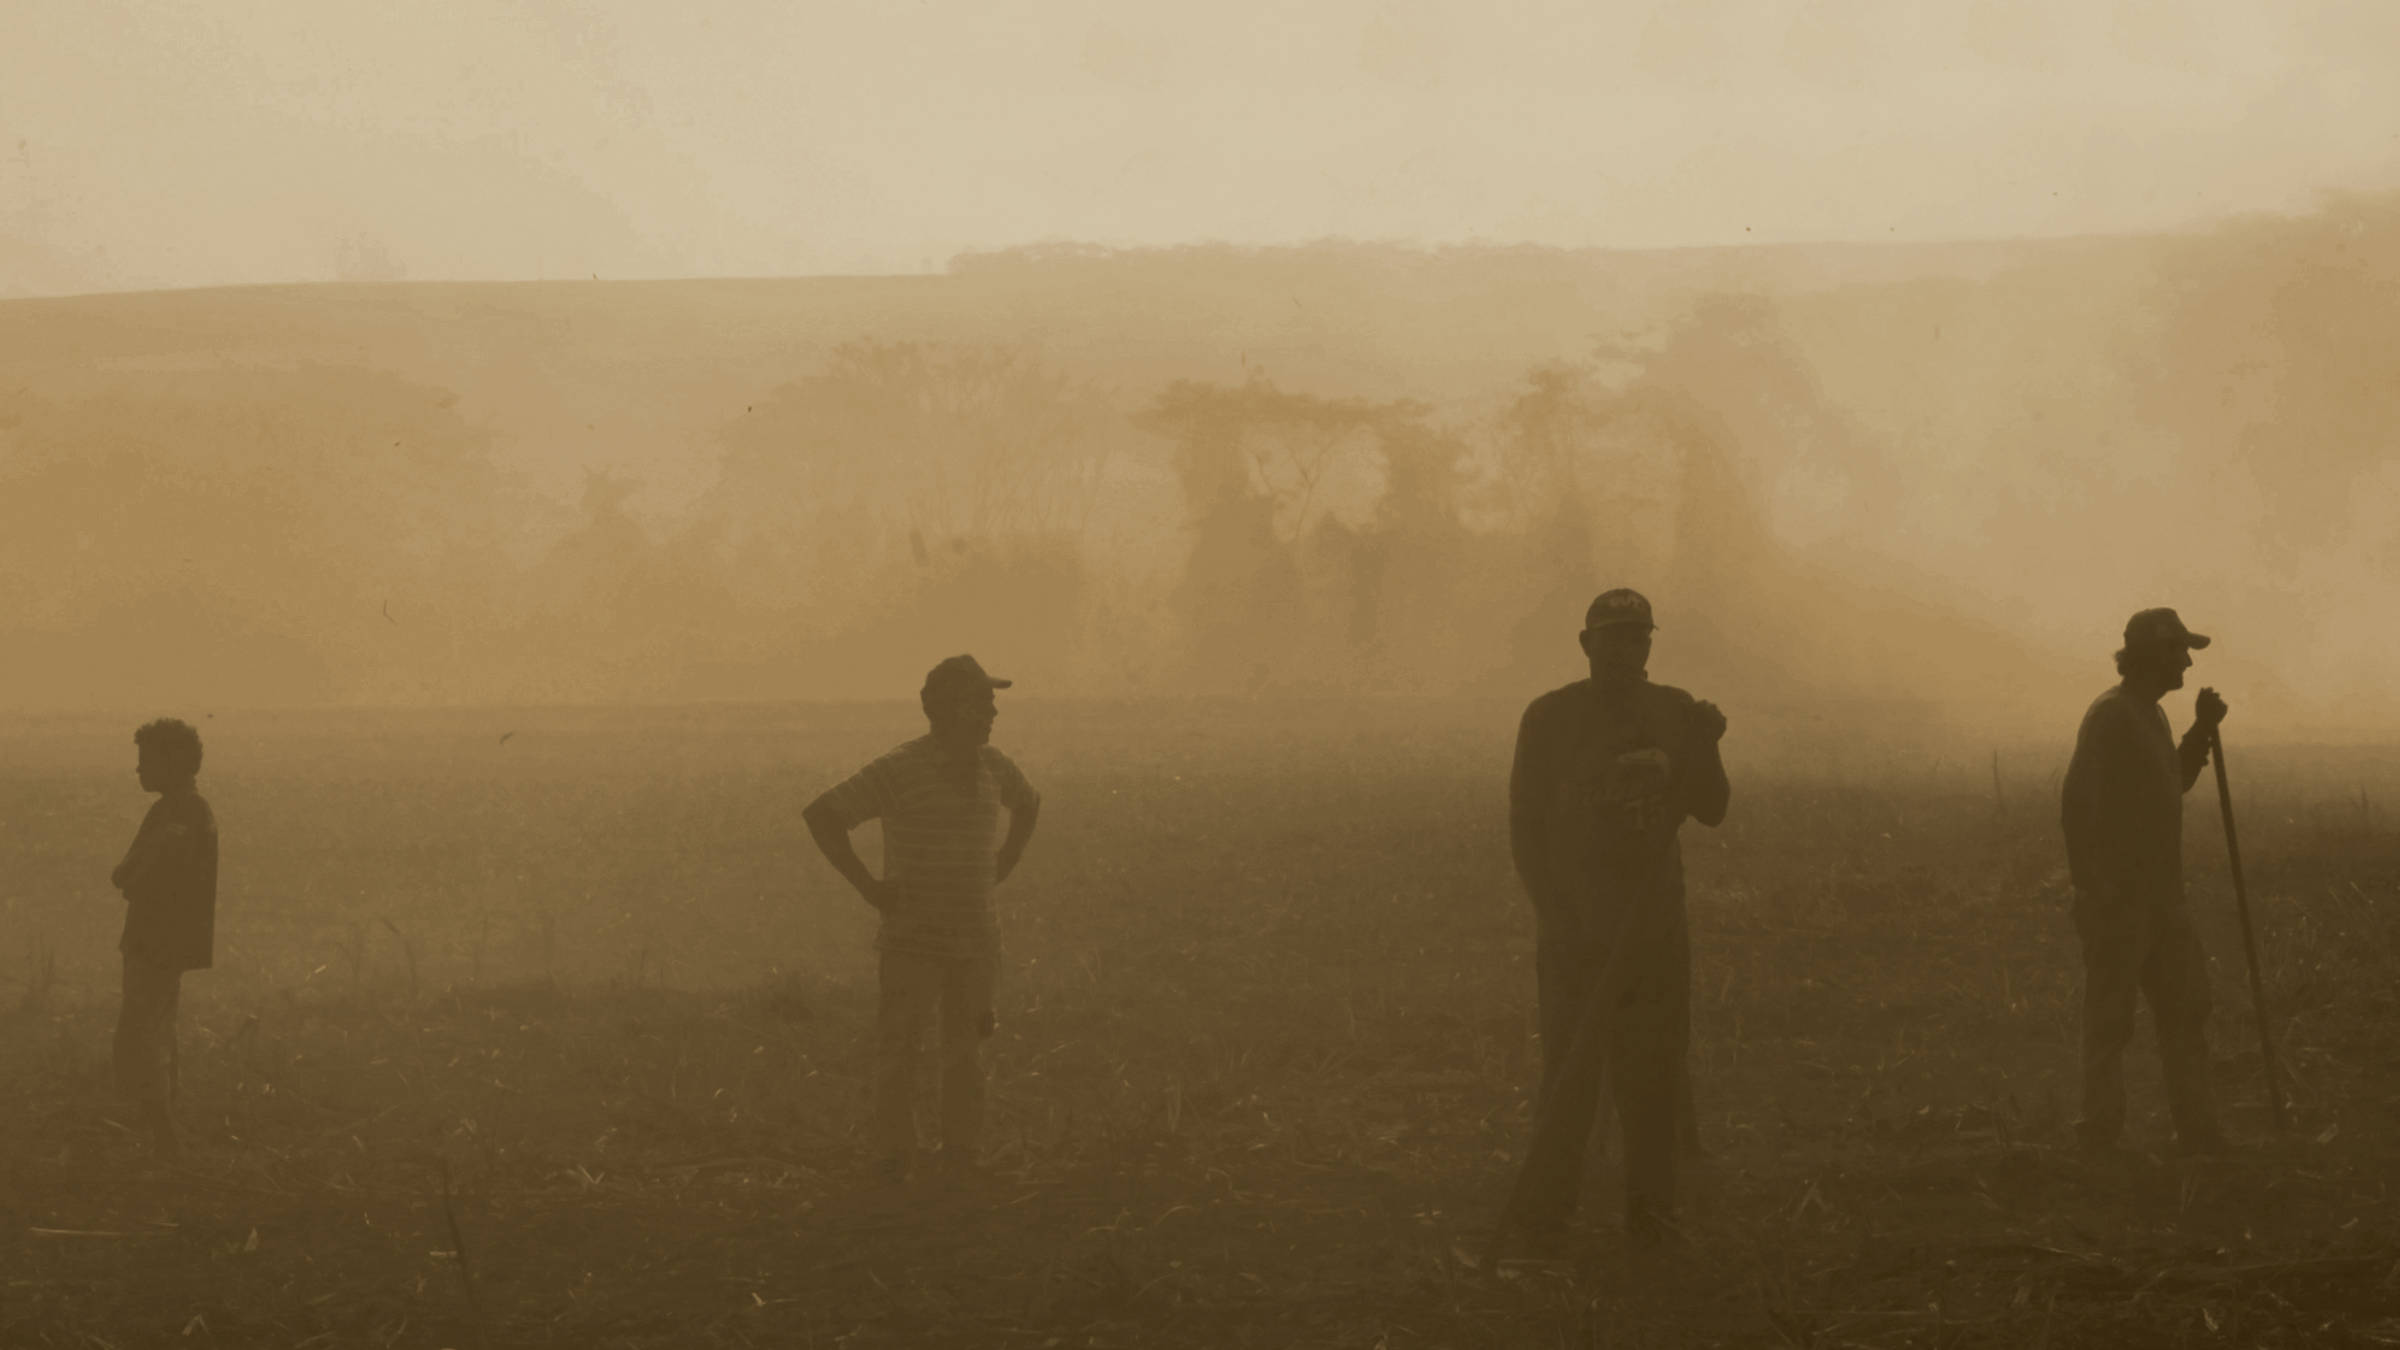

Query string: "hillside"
[2, 210, 2393, 731]
[0, 235, 2107, 506]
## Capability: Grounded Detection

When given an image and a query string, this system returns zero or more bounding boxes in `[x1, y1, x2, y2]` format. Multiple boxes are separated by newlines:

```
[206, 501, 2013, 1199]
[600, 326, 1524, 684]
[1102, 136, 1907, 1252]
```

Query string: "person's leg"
[113, 955, 181, 1155]
[1543, 919, 1622, 1165]
[155, 968, 182, 1153]
[874, 951, 940, 1175]
[1534, 920, 1584, 1100]
[163, 969, 181, 1109]
[2072, 895, 2143, 1151]
[112, 952, 148, 1103]
[2147, 907, 2223, 1148]
[936, 953, 996, 1169]
[1673, 936, 1704, 1158]
[1614, 904, 1686, 1245]
[1527, 929, 1598, 1228]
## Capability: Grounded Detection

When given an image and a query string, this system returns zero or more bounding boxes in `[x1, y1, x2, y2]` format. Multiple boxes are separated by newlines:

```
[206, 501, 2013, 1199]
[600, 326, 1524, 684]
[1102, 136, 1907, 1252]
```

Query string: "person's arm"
[1508, 702, 1554, 909]
[994, 756, 1042, 883]
[2177, 687, 2226, 793]
[996, 796, 1040, 883]
[110, 830, 146, 893]
[2059, 725, 2091, 892]
[802, 775, 895, 910]
[111, 807, 184, 896]
[1682, 699, 1731, 828]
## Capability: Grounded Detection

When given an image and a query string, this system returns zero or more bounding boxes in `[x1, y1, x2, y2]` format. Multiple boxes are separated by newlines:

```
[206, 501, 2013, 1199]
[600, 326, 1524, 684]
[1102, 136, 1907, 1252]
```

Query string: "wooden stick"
[2209, 725, 2289, 1134]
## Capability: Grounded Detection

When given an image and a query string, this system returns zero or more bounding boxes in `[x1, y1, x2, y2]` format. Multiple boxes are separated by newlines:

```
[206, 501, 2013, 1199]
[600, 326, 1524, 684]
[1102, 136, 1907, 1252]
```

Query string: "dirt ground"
[5, 700, 2398, 1348]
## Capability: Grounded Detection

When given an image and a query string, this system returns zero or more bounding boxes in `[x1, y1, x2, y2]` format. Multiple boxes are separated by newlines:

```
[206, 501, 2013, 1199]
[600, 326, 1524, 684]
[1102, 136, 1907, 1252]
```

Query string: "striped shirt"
[813, 736, 1038, 958]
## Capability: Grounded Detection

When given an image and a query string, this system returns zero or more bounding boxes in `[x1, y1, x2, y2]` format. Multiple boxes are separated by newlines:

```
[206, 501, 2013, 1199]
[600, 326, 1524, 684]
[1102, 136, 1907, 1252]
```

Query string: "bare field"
[5, 700, 2399, 1348]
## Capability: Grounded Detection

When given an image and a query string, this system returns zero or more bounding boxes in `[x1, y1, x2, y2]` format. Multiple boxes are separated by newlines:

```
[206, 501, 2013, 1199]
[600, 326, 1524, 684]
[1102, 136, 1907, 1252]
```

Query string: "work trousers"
[113, 953, 182, 1118]
[2073, 890, 2219, 1147]
[874, 949, 996, 1165]
[1524, 896, 1690, 1232]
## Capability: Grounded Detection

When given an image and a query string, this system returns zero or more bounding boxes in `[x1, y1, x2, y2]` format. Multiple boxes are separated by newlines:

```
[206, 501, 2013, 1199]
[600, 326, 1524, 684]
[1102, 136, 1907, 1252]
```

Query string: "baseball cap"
[1584, 588, 1656, 632]
[922, 654, 1013, 701]
[2122, 608, 2211, 651]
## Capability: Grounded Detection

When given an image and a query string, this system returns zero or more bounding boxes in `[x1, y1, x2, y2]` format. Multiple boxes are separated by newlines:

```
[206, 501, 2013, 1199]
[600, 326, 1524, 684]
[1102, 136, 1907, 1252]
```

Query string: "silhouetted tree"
[0, 367, 520, 708]
[696, 341, 1118, 697]
[2139, 194, 2400, 562]
[1138, 374, 1476, 692]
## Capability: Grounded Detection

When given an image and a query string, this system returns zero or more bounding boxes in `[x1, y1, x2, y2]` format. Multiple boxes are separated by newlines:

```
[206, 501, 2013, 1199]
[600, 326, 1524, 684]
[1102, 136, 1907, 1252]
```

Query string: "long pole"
[2209, 724, 2289, 1134]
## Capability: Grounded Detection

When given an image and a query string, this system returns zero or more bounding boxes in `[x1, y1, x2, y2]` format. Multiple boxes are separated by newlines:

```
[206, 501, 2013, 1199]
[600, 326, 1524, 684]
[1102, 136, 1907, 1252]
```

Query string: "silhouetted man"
[2059, 608, 2231, 1155]
[110, 718, 218, 1159]
[804, 655, 1041, 1183]
[1507, 589, 1728, 1247]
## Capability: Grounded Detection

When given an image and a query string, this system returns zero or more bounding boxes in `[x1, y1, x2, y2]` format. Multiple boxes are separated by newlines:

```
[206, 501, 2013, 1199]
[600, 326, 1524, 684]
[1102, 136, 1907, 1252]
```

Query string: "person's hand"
[1692, 700, 1728, 744]
[1625, 792, 1671, 836]
[860, 877, 901, 911]
[111, 822, 175, 894]
[995, 848, 1023, 885]
[2195, 687, 2228, 731]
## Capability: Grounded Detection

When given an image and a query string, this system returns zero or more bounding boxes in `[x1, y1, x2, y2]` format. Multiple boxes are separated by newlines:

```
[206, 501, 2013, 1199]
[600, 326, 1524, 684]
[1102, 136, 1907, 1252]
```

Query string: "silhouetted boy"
[110, 717, 218, 1158]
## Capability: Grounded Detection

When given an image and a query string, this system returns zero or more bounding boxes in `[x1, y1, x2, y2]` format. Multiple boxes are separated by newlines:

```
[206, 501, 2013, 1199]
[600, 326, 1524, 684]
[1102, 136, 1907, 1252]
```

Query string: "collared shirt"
[119, 792, 218, 972]
[2060, 685, 2211, 905]
[813, 737, 1038, 959]
[1509, 678, 1729, 921]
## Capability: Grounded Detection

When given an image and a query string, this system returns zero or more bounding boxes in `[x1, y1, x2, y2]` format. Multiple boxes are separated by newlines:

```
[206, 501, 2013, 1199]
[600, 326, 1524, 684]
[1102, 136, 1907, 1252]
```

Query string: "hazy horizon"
[9, 1, 2400, 298]
[5, 1, 2397, 741]
[7, 212, 2398, 740]
[9, 11, 2400, 1343]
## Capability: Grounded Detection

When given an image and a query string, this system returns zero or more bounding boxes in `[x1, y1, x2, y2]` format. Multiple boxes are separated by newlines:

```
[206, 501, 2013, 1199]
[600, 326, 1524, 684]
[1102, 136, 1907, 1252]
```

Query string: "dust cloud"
[2, 194, 2395, 741]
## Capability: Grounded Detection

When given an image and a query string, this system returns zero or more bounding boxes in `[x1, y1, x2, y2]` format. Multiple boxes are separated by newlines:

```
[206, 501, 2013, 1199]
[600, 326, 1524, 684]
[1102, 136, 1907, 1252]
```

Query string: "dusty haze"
[2, 208, 2397, 740]
[4, 1, 2397, 740]
[7, 2, 2400, 293]
[10, 12, 2400, 1341]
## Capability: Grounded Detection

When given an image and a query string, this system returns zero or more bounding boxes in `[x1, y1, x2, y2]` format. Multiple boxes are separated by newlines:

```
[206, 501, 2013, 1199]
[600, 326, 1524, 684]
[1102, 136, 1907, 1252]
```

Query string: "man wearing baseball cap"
[1506, 588, 1730, 1250]
[2058, 609, 2232, 1155]
[804, 655, 1042, 1184]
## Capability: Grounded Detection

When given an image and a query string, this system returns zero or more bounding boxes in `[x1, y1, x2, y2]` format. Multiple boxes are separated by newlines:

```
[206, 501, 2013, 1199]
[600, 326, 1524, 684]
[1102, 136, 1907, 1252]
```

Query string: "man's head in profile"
[920, 654, 1010, 755]
[2115, 608, 2209, 693]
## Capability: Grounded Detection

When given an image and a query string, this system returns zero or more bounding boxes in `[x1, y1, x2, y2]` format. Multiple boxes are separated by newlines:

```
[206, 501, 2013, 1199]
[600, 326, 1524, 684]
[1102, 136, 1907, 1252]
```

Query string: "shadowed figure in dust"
[1502, 589, 1728, 1251]
[109, 717, 219, 1160]
[805, 655, 1042, 1184]
[2059, 608, 2235, 1156]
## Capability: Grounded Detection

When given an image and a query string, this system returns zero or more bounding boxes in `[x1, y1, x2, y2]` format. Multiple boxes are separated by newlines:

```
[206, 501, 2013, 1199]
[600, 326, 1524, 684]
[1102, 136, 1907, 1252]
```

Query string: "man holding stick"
[1502, 589, 1729, 1251]
[2059, 608, 2235, 1156]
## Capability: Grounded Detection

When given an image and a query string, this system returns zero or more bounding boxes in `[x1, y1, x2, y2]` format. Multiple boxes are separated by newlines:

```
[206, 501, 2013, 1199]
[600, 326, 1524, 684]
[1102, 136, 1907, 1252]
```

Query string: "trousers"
[1523, 895, 1690, 1232]
[113, 953, 182, 1118]
[2073, 889, 2218, 1146]
[874, 949, 996, 1163]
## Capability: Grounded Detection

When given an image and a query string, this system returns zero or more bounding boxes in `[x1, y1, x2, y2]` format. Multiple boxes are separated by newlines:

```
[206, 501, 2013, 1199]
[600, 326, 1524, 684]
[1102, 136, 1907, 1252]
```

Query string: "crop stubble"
[3, 701, 2397, 1347]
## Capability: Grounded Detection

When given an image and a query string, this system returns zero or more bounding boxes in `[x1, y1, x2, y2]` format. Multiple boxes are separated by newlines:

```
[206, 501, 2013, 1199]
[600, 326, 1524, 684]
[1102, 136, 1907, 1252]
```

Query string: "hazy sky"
[5, 0, 2398, 296]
